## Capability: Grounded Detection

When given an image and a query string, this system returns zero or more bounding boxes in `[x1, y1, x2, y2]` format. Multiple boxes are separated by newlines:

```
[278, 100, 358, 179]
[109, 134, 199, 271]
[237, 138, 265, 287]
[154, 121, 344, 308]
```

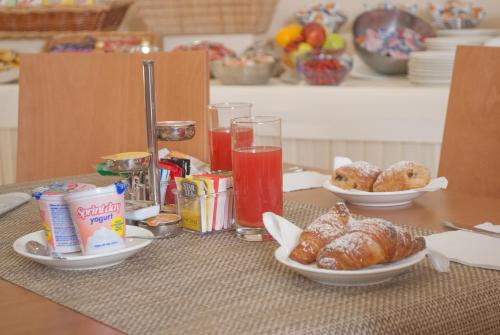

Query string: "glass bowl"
[211, 57, 276, 85]
[299, 51, 352, 86]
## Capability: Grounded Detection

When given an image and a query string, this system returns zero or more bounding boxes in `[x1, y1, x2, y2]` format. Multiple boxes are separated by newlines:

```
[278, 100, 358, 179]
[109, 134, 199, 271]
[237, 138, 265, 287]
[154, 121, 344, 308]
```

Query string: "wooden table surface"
[2, 187, 500, 334]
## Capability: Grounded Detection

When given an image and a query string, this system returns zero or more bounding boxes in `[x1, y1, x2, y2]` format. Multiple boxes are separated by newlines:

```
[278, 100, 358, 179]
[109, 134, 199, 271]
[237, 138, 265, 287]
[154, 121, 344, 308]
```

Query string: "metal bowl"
[138, 213, 183, 237]
[353, 9, 435, 75]
[156, 121, 196, 142]
[104, 153, 151, 173]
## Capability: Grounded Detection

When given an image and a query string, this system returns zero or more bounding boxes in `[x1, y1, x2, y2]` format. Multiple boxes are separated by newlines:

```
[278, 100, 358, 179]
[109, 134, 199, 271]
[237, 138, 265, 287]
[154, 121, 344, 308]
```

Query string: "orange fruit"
[275, 24, 303, 48]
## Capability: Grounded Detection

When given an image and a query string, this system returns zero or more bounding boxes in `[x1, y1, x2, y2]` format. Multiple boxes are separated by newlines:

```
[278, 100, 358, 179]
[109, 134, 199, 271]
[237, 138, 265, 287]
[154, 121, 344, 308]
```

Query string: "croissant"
[332, 161, 382, 192]
[373, 161, 431, 192]
[316, 218, 425, 270]
[289, 203, 351, 264]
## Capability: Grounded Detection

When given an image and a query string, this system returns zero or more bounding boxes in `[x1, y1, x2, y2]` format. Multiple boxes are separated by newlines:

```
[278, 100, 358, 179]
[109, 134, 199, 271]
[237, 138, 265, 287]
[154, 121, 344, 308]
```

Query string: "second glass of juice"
[208, 102, 252, 171]
[231, 116, 283, 241]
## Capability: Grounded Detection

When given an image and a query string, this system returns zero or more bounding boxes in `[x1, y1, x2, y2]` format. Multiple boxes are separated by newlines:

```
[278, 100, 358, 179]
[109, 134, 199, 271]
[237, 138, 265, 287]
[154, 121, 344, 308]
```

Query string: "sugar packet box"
[64, 182, 127, 255]
[32, 182, 96, 254]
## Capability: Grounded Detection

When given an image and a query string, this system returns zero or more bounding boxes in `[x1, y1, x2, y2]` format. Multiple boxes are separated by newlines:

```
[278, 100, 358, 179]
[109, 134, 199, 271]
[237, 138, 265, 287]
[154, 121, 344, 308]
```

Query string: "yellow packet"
[175, 177, 206, 232]
[191, 176, 215, 232]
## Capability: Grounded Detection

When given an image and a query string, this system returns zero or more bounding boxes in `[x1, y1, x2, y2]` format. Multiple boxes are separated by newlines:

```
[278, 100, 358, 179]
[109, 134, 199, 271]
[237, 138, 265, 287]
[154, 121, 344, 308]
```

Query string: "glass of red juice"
[231, 116, 283, 241]
[208, 102, 252, 171]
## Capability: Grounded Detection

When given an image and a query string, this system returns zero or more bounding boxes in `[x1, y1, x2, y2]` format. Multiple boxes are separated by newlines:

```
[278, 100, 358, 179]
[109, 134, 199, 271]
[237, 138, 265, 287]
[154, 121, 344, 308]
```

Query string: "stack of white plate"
[408, 29, 500, 85]
[408, 51, 456, 85]
[426, 36, 490, 52]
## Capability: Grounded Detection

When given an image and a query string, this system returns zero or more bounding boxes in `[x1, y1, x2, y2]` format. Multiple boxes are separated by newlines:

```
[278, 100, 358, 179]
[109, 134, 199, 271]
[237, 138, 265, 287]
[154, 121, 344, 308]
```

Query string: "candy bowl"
[299, 51, 352, 86]
[353, 8, 435, 75]
[428, 1, 486, 30]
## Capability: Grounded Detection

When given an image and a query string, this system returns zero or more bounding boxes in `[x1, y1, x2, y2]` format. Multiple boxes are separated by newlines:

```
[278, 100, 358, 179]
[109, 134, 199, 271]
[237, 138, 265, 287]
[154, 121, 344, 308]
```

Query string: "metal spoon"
[442, 221, 500, 239]
[25, 241, 66, 259]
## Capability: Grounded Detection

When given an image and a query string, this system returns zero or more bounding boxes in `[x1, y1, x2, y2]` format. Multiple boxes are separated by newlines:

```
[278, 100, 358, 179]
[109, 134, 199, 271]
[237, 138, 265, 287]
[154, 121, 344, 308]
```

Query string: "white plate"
[408, 73, 452, 79]
[427, 36, 490, 45]
[13, 225, 153, 270]
[0, 67, 19, 84]
[437, 29, 499, 37]
[408, 69, 453, 75]
[485, 37, 500, 47]
[323, 180, 429, 207]
[275, 246, 426, 286]
[409, 78, 451, 86]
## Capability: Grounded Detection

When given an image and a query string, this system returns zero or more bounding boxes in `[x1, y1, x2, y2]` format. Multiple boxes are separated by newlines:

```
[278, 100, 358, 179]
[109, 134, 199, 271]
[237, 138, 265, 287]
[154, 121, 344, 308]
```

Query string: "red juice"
[232, 146, 283, 228]
[209, 127, 253, 171]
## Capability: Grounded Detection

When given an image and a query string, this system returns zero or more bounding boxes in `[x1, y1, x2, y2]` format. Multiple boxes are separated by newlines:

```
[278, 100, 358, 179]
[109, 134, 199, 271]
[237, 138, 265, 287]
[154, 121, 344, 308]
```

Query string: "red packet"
[158, 161, 183, 205]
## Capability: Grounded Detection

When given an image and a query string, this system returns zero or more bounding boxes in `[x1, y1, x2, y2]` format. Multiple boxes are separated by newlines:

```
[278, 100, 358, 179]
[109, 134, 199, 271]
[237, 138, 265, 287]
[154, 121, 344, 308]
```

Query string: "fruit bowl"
[211, 54, 276, 85]
[300, 51, 352, 86]
[353, 9, 435, 75]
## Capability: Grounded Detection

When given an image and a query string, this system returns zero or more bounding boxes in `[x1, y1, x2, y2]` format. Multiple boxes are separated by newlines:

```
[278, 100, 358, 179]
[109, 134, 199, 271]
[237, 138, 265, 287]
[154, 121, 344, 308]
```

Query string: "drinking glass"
[208, 102, 252, 171]
[231, 116, 282, 241]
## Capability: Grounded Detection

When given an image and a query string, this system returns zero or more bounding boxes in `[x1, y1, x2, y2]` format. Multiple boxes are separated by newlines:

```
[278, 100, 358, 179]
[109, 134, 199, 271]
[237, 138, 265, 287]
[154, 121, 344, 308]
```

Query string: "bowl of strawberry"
[300, 50, 352, 86]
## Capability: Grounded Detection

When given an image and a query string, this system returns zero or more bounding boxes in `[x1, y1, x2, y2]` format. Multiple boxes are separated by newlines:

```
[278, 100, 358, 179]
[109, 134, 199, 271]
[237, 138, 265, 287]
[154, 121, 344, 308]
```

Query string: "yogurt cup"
[32, 182, 96, 254]
[64, 182, 127, 255]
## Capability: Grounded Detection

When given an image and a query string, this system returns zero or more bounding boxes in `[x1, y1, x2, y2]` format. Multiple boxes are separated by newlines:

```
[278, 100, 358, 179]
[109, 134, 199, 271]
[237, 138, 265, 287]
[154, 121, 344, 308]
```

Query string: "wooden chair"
[17, 51, 209, 182]
[438, 46, 500, 198]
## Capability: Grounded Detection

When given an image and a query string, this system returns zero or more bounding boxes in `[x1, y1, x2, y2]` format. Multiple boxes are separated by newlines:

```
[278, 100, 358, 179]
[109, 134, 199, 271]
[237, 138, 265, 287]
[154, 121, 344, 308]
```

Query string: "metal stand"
[143, 60, 161, 206]
[142, 60, 196, 208]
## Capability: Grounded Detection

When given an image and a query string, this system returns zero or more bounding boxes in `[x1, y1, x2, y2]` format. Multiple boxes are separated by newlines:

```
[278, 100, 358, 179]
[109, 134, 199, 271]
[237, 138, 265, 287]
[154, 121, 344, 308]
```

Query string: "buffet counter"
[0, 78, 449, 184]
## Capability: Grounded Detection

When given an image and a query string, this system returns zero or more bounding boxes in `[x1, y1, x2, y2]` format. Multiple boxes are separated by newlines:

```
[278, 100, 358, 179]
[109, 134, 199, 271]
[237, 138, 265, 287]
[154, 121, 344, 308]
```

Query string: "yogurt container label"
[37, 199, 80, 253]
[65, 183, 127, 255]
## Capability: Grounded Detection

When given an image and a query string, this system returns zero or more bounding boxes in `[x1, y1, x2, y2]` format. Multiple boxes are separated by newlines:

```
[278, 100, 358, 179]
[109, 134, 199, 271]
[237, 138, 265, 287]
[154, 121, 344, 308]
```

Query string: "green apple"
[291, 42, 313, 64]
[323, 34, 345, 50]
[297, 42, 313, 53]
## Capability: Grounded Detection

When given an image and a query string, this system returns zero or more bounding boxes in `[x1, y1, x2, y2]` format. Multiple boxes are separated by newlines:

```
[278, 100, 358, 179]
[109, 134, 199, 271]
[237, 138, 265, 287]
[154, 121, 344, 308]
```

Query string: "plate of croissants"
[263, 203, 427, 286]
[323, 159, 448, 207]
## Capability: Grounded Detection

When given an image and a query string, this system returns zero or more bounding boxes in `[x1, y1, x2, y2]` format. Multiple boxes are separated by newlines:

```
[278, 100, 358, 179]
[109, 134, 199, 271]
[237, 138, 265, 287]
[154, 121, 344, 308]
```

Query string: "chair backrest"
[439, 46, 500, 198]
[17, 51, 209, 182]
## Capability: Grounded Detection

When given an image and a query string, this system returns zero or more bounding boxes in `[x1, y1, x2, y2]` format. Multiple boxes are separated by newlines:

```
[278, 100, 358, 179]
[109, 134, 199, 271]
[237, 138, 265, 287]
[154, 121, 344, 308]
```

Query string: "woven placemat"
[1, 175, 500, 335]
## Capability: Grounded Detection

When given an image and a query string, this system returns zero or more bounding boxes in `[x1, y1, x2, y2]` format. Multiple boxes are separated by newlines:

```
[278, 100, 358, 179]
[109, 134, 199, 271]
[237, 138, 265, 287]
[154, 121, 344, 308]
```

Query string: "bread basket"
[44, 31, 161, 52]
[0, 0, 132, 37]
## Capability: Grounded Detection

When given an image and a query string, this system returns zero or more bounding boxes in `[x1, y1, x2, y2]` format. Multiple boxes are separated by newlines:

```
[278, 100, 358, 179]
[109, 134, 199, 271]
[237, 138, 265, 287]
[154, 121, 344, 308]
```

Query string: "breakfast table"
[1, 173, 500, 334]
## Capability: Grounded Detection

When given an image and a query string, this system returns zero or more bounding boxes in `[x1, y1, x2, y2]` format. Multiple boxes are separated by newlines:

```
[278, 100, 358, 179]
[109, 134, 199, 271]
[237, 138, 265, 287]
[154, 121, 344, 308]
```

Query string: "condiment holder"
[140, 60, 197, 237]
[97, 62, 197, 237]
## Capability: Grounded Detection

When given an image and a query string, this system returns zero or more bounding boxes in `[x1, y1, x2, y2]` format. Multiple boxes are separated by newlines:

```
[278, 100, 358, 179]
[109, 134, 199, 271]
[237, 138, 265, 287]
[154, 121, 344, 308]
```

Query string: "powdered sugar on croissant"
[317, 218, 425, 270]
[289, 203, 351, 264]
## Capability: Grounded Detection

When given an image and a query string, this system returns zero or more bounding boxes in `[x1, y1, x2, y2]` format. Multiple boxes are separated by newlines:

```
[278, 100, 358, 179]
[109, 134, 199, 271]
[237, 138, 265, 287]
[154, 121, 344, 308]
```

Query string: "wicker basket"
[136, 0, 278, 35]
[44, 31, 161, 52]
[0, 1, 132, 35]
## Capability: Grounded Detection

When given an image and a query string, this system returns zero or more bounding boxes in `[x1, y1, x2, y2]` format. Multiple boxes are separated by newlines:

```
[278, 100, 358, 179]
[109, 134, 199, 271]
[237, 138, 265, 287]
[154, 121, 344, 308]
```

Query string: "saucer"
[275, 247, 426, 286]
[13, 225, 153, 270]
[323, 180, 427, 207]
